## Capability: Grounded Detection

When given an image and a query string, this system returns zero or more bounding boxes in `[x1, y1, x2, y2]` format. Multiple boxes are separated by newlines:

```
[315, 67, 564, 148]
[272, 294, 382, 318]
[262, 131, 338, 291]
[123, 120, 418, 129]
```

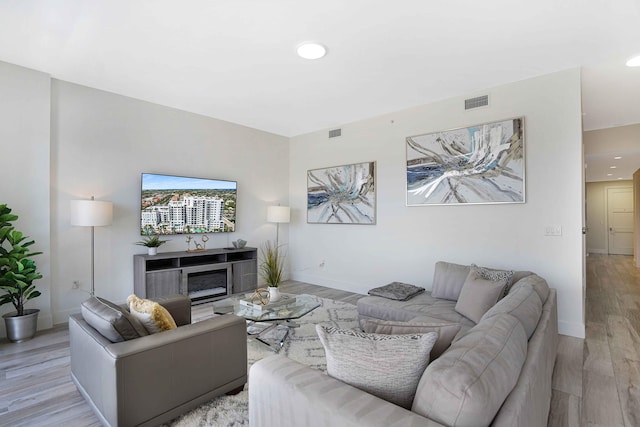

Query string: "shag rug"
[165, 295, 359, 427]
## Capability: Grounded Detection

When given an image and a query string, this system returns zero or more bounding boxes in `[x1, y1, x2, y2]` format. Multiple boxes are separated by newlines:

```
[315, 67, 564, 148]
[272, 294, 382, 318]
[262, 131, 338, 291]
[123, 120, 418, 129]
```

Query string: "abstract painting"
[406, 117, 524, 206]
[307, 161, 376, 224]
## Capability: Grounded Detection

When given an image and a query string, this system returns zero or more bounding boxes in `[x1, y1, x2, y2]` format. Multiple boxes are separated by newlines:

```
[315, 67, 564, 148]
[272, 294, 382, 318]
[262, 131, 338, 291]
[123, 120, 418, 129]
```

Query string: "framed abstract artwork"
[307, 161, 376, 224]
[406, 117, 525, 206]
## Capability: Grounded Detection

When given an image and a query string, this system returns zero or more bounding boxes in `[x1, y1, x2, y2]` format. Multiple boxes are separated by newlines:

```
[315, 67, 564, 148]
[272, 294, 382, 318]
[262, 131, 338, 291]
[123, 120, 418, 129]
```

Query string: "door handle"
[610, 227, 615, 234]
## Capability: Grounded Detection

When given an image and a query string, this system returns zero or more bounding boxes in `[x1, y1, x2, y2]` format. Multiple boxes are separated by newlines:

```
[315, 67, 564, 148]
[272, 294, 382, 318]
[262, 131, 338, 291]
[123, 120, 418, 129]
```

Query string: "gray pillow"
[361, 318, 461, 359]
[81, 296, 149, 343]
[316, 325, 437, 409]
[368, 282, 425, 301]
[471, 263, 514, 297]
[430, 261, 471, 301]
[454, 268, 508, 323]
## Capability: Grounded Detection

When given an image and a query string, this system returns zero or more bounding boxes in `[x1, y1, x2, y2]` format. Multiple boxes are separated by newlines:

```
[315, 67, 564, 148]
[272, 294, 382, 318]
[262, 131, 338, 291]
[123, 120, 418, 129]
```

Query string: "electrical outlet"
[319, 260, 325, 268]
[72, 280, 80, 289]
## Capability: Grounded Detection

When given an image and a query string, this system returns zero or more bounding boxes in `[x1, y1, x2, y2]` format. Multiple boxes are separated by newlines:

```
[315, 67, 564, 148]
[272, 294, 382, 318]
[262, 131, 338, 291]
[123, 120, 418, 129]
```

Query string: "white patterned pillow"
[471, 264, 514, 297]
[316, 325, 437, 409]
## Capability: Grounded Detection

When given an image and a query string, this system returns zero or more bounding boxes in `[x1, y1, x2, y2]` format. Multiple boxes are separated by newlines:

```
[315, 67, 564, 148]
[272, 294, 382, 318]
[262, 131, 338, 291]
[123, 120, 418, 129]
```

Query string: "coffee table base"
[248, 320, 300, 353]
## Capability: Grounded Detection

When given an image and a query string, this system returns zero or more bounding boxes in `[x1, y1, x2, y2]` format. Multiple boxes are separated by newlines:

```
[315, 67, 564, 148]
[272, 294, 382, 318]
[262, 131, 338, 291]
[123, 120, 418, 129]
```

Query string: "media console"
[133, 247, 258, 304]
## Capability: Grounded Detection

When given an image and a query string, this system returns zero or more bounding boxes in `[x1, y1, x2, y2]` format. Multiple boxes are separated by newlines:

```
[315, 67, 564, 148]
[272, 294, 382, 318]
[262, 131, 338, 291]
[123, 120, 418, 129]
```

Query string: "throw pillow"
[127, 294, 177, 334]
[316, 325, 437, 409]
[81, 296, 149, 343]
[368, 282, 425, 301]
[455, 268, 509, 323]
[360, 318, 461, 359]
[471, 263, 514, 297]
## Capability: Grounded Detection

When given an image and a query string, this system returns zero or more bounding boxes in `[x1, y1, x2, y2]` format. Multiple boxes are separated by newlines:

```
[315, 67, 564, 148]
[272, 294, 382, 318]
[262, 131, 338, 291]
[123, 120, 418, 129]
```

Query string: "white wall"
[48, 80, 289, 324]
[289, 69, 585, 338]
[586, 180, 633, 253]
[0, 61, 53, 333]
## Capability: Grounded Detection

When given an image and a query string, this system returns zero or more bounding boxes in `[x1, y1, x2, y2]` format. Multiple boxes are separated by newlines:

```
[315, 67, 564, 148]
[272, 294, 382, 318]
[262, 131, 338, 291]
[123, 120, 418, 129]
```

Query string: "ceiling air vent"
[464, 95, 489, 110]
[329, 128, 342, 138]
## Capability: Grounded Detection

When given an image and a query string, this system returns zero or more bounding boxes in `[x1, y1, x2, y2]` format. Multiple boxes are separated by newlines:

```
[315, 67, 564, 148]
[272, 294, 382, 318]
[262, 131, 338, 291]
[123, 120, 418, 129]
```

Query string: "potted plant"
[0, 204, 43, 342]
[259, 241, 285, 302]
[135, 235, 168, 255]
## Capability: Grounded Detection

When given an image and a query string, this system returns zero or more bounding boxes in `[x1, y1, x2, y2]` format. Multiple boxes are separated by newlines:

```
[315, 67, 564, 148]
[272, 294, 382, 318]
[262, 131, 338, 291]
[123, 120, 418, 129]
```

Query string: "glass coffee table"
[213, 293, 320, 352]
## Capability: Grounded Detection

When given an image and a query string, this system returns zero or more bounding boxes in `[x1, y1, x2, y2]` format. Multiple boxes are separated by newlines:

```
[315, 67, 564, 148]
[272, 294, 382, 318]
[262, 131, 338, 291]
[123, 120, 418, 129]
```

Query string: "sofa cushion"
[510, 274, 550, 303]
[368, 282, 425, 301]
[412, 314, 528, 427]
[482, 283, 543, 339]
[357, 292, 476, 328]
[430, 261, 470, 301]
[81, 296, 149, 343]
[316, 325, 437, 409]
[361, 317, 461, 359]
[455, 268, 508, 323]
[127, 294, 177, 334]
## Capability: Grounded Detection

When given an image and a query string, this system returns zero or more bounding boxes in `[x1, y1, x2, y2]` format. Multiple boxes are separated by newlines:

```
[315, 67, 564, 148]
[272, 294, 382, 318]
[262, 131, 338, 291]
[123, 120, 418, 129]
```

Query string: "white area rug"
[166, 295, 359, 427]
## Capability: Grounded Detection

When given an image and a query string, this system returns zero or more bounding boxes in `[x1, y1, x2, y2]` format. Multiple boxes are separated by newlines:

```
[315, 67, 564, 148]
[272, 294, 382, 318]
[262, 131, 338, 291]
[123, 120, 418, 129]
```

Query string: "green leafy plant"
[259, 241, 285, 288]
[135, 235, 168, 248]
[0, 204, 42, 316]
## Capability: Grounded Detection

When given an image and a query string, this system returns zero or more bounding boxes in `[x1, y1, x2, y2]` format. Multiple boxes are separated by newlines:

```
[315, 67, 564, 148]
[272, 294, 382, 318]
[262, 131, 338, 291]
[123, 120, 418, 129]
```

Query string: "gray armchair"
[69, 295, 247, 427]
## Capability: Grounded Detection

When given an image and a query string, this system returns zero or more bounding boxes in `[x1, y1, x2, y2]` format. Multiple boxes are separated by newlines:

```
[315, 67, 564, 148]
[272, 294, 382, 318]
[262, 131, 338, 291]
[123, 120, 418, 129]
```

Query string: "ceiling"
[1, 1, 639, 176]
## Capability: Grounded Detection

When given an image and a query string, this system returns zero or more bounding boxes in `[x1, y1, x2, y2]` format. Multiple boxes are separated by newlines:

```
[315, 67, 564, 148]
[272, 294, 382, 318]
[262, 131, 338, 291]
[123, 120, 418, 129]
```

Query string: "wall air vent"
[329, 128, 342, 138]
[464, 95, 489, 110]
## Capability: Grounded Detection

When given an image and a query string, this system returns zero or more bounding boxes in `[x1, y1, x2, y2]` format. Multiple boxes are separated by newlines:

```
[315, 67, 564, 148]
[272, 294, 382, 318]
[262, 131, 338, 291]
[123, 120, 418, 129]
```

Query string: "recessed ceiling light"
[610, 166, 617, 169]
[614, 156, 622, 160]
[626, 54, 640, 67]
[607, 173, 613, 176]
[296, 42, 327, 60]
[618, 177, 624, 180]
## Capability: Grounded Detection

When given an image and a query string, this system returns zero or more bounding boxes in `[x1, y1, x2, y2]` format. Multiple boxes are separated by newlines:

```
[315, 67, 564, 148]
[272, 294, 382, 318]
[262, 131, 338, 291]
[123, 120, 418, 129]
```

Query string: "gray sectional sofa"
[249, 261, 558, 427]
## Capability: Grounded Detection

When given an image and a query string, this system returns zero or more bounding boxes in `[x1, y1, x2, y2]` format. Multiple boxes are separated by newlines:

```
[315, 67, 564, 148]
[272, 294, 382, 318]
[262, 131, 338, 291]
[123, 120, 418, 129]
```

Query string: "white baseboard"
[587, 248, 607, 254]
[558, 320, 585, 339]
[290, 273, 367, 295]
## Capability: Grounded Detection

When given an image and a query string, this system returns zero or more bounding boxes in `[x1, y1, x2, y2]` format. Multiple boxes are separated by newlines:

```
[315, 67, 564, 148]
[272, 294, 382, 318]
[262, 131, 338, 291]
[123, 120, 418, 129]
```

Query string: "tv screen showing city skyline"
[140, 173, 237, 235]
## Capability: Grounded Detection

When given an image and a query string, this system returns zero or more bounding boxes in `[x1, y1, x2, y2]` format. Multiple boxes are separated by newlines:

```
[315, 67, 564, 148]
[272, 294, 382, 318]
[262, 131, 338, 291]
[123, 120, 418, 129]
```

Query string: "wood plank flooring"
[1, 257, 638, 426]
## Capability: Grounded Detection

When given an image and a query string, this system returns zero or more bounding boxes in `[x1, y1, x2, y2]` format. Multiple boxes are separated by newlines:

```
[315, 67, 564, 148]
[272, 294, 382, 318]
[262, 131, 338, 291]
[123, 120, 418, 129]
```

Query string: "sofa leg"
[225, 385, 245, 395]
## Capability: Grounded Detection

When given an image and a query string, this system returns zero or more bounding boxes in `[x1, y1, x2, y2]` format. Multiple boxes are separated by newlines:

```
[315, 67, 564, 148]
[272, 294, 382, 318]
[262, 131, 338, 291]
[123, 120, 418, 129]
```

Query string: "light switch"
[544, 225, 562, 236]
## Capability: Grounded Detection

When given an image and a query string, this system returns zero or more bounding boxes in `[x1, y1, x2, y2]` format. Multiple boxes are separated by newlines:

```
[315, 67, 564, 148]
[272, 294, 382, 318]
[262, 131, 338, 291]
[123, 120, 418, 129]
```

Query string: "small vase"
[268, 286, 281, 302]
[148, 247, 158, 256]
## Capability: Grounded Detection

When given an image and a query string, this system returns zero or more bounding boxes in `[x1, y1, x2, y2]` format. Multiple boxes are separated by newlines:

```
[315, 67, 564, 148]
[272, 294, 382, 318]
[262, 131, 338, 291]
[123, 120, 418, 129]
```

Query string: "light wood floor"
[1, 256, 637, 426]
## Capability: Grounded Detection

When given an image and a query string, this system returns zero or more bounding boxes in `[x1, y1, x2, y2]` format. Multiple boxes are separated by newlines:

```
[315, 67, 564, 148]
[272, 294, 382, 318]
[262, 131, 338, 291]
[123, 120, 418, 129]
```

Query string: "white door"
[607, 187, 634, 255]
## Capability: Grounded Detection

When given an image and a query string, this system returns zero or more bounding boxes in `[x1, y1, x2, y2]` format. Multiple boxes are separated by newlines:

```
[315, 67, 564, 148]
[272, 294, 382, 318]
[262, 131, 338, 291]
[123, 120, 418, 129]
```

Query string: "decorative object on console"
[307, 161, 376, 224]
[406, 117, 524, 206]
[0, 204, 43, 343]
[367, 282, 425, 301]
[232, 239, 247, 249]
[70, 196, 113, 296]
[316, 325, 437, 409]
[259, 241, 285, 302]
[266, 205, 290, 246]
[186, 234, 209, 252]
[141, 173, 237, 235]
[135, 234, 167, 255]
[127, 294, 177, 333]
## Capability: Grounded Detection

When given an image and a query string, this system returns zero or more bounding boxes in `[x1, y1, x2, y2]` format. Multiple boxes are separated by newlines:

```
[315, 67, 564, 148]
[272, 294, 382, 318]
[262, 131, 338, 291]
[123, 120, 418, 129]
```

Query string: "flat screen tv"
[141, 173, 237, 235]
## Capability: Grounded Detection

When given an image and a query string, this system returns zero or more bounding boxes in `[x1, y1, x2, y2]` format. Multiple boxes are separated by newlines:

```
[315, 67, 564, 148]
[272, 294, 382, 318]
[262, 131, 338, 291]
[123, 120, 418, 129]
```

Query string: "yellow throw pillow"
[127, 294, 177, 334]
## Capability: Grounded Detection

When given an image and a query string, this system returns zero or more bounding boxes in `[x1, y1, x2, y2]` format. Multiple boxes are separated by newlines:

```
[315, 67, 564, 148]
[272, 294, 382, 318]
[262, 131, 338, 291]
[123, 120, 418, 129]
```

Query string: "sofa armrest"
[249, 355, 444, 427]
[104, 314, 243, 358]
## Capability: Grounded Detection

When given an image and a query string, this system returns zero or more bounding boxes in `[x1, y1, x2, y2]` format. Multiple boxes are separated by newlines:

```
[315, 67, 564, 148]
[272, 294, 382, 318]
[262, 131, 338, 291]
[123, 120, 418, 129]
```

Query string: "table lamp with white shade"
[70, 197, 113, 296]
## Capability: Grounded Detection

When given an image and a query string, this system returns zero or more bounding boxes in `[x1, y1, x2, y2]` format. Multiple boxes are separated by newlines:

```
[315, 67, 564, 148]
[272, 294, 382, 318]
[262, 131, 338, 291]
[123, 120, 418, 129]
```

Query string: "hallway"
[551, 254, 640, 426]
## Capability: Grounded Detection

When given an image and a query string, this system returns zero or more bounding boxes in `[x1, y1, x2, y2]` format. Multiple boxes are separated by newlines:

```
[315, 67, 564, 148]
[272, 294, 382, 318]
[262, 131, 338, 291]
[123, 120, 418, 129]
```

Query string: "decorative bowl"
[232, 239, 247, 249]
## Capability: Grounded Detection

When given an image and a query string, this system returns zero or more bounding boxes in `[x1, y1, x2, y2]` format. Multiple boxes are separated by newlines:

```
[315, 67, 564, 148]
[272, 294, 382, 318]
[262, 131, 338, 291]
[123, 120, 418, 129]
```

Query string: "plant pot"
[268, 286, 281, 302]
[148, 247, 158, 256]
[3, 309, 40, 343]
